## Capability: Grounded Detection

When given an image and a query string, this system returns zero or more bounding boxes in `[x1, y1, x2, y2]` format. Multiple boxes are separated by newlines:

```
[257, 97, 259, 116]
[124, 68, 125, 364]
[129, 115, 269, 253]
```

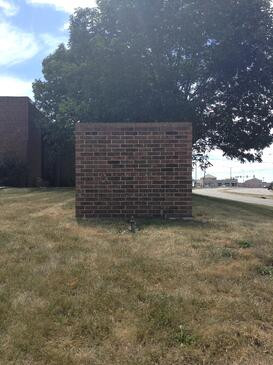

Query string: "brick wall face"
[0, 97, 28, 162]
[0, 97, 42, 185]
[76, 122, 192, 218]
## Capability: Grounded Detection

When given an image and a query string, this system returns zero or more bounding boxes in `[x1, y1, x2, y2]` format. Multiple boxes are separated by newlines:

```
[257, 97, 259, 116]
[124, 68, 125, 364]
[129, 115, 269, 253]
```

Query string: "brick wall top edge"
[0, 96, 31, 103]
[76, 122, 192, 131]
[0, 97, 44, 119]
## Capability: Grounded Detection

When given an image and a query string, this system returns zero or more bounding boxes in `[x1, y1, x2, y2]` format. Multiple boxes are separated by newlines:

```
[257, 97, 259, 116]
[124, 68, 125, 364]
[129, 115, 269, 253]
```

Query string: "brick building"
[76, 122, 192, 219]
[0, 97, 42, 186]
[242, 177, 264, 188]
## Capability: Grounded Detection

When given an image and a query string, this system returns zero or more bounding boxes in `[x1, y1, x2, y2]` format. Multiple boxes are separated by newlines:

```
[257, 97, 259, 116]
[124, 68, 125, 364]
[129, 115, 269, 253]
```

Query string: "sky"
[0, 0, 272, 182]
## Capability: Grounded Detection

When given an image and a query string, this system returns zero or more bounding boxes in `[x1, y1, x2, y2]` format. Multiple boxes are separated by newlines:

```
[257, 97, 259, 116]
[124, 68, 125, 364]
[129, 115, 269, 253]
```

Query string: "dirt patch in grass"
[0, 189, 272, 364]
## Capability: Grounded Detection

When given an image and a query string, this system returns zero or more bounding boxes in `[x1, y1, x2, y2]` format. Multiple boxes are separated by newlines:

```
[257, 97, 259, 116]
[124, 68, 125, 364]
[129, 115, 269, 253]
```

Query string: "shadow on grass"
[195, 194, 273, 218]
[76, 215, 214, 232]
[0, 187, 75, 195]
[76, 194, 272, 233]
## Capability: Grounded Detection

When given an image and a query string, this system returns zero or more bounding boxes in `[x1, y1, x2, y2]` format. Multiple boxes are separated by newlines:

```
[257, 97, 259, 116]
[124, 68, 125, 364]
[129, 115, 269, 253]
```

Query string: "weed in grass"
[221, 247, 236, 258]
[257, 266, 273, 277]
[175, 325, 196, 346]
[205, 246, 237, 262]
[191, 243, 201, 249]
[0, 231, 11, 246]
[238, 240, 253, 249]
[145, 294, 174, 330]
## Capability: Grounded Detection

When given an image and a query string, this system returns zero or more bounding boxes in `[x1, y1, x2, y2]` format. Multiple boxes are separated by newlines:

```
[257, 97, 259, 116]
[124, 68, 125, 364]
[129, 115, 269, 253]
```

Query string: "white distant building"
[200, 174, 218, 188]
[196, 175, 239, 188]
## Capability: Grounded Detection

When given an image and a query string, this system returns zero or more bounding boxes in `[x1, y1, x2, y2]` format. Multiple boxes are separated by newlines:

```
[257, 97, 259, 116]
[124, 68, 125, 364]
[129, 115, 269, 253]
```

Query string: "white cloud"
[0, 19, 67, 68]
[0, 0, 18, 16]
[0, 21, 39, 66]
[0, 76, 33, 98]
[26, 0, 97, 13]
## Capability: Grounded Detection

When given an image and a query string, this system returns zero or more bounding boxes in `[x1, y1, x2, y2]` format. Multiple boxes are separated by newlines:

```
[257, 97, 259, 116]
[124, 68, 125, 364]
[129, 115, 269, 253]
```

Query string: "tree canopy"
[34, 0, 273, 163]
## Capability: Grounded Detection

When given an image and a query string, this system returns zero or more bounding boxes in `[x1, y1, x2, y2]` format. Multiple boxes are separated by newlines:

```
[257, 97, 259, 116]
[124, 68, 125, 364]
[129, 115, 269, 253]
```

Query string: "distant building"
[218, 178, 238, 187]
[196, 174, 269, 190]
[0, 97, 42, 186]
[196, 175, 239, 189]
[200, 174, 218, 188]
[242, 177, 265, 188]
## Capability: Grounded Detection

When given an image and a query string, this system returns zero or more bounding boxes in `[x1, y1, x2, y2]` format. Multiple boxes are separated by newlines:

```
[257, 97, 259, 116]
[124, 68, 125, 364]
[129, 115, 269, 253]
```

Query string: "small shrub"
[0, 158, 28, 187]
[238, 240, 253, 249]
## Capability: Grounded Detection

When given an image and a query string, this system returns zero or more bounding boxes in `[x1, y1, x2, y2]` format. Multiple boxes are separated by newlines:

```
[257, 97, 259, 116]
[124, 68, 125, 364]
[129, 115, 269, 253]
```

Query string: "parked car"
[268, 182, 273, 191]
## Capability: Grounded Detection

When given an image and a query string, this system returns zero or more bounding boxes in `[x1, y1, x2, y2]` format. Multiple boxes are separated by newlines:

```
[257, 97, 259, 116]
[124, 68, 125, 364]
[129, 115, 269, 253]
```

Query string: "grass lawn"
[0, 189, 273, 365]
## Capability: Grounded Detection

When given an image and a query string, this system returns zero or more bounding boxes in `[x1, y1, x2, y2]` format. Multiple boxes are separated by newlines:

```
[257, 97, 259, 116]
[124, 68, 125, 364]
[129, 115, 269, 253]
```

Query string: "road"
[194, 188, 273, 208]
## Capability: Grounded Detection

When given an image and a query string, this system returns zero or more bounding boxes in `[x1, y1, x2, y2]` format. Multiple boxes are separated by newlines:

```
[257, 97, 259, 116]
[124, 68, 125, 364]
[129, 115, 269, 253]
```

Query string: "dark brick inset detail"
[76, 122, 192, 218]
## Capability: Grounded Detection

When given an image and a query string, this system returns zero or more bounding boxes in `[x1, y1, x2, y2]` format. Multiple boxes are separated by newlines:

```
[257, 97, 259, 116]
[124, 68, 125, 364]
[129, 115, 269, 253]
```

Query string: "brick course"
[0, 97, 42, 185]
[76, 122, 192, 218]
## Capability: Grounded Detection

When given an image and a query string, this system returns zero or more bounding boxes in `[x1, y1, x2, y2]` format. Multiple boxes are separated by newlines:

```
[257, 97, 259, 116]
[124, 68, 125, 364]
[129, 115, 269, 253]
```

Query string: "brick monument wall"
[76, 122, 192, 218]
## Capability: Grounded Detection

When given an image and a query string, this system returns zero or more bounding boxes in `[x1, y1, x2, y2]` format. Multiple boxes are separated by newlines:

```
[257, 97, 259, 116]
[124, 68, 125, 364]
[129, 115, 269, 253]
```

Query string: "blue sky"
[0, 0, 272, 182]
[0, 0, 96, 95]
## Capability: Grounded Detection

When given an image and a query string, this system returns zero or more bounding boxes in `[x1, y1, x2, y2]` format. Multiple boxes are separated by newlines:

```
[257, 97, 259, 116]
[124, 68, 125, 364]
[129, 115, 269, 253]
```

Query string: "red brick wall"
[0, 97, 29, 162]
[76, 122, 192, 218]
[0, 97, 42, 185]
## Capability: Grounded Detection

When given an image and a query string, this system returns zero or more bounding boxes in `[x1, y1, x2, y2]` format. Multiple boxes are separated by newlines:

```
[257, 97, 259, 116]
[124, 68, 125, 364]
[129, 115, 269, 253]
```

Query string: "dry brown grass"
[0, 188, 273, 365]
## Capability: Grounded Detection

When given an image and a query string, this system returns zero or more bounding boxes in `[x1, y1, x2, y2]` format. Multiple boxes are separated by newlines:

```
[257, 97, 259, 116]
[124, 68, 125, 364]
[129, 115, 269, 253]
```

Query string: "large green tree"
[34, 0, 273, 174]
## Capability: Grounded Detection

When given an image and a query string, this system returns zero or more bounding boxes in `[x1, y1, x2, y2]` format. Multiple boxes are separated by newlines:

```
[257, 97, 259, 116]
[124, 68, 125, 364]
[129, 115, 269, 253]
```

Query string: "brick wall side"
[0, 97, 28, 163]
[0, 97, 42, 186]
[76, 122, 192, 218]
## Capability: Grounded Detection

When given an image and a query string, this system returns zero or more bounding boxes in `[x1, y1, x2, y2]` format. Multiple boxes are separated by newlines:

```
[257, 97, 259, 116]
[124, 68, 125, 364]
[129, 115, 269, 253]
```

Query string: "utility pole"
[195, 164, 198, 187]
[203, 168, 206, 188]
